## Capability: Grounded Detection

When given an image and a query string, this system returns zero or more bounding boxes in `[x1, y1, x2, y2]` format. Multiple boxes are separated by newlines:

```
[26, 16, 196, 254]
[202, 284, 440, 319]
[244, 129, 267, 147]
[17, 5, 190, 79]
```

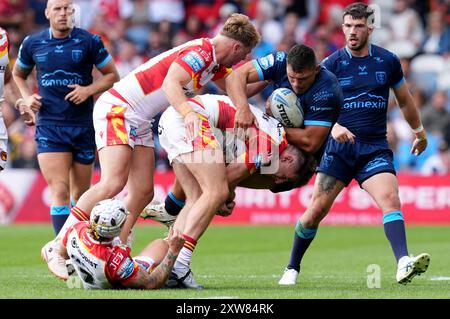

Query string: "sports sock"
[174, 234, 197, 276]
[287, 220, 318, 272]
[383, 211, 408, 263]
[165, 191, 185, 216]
[55, 206, 89, 240]
[50, 205, 70, 235]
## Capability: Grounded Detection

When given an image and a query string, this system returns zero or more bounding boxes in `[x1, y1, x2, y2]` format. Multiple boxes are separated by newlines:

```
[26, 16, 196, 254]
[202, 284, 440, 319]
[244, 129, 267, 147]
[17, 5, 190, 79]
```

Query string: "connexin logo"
[343, 92, 386, 110]
[41, 70, 83, 87]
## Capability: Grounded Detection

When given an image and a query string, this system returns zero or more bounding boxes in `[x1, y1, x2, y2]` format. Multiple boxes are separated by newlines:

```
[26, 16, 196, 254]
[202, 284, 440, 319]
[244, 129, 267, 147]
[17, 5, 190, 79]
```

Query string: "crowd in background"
[2, 0, 450, 174]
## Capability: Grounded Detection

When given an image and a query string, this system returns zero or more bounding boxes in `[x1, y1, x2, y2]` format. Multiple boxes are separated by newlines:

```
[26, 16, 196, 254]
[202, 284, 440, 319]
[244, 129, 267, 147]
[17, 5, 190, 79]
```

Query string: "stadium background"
[1, 0, 449, 225]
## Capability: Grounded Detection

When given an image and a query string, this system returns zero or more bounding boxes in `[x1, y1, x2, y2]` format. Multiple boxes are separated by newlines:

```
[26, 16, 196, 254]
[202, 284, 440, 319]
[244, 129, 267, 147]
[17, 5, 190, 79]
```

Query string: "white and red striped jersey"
[110, 38, 231, 120]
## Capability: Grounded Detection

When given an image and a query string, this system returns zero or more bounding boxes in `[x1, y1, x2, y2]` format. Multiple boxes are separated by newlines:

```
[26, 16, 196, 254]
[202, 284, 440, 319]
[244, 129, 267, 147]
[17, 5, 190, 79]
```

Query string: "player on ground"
[54, 198, 184, 289]
[156, 94, 310, 288]
[13, 0, 119, 235]
[42, 13, 261, 281]
[278, 2, 430, 286]
[144, 44, 343, 226]
[0, 27, 35, 171]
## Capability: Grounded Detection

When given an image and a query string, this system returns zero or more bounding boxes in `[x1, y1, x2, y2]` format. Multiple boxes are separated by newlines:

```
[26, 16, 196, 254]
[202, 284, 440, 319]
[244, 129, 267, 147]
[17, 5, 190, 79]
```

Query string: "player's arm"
[5, 64, 35, 125]
[226, 60, 263, 129]
[285, 125, 330, 154]
[393, 81, 427, 155]
[65, 60, 119, 105]
[215, 75, 269, 98]
[125, 228, 184, 290]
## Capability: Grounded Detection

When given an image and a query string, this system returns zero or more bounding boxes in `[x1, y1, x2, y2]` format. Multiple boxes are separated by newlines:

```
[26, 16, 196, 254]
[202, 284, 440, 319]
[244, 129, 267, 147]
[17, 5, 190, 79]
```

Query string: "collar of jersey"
[48, 27, 75, 40]
[344, 44, 373, 59]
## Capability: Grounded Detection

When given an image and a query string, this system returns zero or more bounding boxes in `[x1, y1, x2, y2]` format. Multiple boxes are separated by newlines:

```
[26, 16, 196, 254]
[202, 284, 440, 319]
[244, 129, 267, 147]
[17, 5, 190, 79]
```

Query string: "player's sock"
[55, 206, 90, 240]
[286, 220, 317, 272]
[165, 191, 185, 216]
[50, 205, 70, 235]
[383, 210, 408, 263]
[174, 234, 197, 276]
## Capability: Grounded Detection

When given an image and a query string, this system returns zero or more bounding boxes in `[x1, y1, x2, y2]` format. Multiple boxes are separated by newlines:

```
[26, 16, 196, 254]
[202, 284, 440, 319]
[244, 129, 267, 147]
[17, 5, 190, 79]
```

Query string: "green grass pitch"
[0, 224, 449, 299]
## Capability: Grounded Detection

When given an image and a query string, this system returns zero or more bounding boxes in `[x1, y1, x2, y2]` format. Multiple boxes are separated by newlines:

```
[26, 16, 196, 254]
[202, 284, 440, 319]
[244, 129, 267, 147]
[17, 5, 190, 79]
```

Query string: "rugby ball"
[269, 88, 304, 128]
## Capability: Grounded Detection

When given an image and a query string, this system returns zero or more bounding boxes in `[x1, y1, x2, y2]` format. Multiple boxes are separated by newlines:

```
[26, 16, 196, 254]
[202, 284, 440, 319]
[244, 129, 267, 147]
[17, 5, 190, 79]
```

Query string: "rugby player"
[57, 198, 184, 289]
[278, 2, 430, 286]
[154, 94, 311, 288]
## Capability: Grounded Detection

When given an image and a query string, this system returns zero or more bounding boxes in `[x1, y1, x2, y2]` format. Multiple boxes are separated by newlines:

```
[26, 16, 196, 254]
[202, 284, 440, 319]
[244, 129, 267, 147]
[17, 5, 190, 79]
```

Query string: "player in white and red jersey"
[154, 94, 306, 288]
[0, 27, 34, 170]
[42, 14, 261, 281]
[55, 198, 184, 289]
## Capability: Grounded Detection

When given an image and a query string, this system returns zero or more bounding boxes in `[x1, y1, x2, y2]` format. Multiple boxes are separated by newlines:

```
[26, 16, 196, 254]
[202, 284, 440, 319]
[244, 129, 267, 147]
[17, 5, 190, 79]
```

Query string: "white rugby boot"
[41, 240, 69, 281]
[396, 253, 430, 284]
[140, 202, 176, 227]
[278, 268, 299, 285]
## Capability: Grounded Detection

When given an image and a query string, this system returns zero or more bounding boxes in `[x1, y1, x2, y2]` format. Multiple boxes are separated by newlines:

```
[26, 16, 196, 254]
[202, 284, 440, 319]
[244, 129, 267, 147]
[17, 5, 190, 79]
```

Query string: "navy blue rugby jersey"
[321, 44, 405, 142]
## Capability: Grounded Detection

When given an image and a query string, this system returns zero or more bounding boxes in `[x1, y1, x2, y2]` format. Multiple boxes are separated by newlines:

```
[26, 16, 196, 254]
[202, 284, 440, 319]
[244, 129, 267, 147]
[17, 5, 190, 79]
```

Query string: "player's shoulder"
[370, 44, 400, 62]
[73, 27, 103, 43]
[315, 67, 340, 90]
[21, 28, 49, 45]
[321, 48, 348, 68]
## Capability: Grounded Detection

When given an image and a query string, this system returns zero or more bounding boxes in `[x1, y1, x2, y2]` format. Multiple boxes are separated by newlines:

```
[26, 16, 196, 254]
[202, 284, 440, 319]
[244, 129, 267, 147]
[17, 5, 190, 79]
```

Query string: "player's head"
[46, 0, 75, 33]
[286, 44, 320, 95]
[342, 2, 375, 52]
[219, 13, 261, 67]
[273, 145, 306, 185]
[88, 199, 128, 242]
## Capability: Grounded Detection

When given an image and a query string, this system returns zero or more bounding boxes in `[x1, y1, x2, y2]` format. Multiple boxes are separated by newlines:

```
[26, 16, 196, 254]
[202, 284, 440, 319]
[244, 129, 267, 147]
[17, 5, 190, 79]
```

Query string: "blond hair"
[220, 13, 261, 48]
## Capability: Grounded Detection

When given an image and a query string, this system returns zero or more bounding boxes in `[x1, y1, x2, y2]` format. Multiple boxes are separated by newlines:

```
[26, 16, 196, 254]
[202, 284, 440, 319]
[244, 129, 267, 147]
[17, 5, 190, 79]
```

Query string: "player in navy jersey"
[13, 0, 119, 234]
[279, 2, 430, 286]
[143, 44, 343, 233]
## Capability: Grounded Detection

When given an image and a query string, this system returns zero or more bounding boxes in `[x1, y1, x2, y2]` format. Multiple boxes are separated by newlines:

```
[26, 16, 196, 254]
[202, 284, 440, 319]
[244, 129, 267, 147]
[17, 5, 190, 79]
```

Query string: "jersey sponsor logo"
[338, 76, 353, 86]
[129, 126, 137, 142]
[75, 245, 99, 269]
[36, 52, 48, 63]
[358, 65, 368, 75]
[375, 71, 386, 84]
[364, 157, 389, 172]
[55, 45, 64, 53]
[72, 49, 83, 62]
[312, 91, 335, 102]
[182, 52, 205, 73]
[41, 70, 83, 87]
[117, 257, 135, 279]
[373, 57, 384, 63]
[276, 52, 285, 62]
[340, 60, 350, 66]
[343, 92, 387, 110]
[310, 105, 333, 111]
[258, 55, 274, 70]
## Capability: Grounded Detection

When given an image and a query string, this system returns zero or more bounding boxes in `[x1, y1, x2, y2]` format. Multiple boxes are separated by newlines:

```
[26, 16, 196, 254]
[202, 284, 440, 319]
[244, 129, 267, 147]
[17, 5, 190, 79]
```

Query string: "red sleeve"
[244, 129, 273, 174]
[106, 246, 140, 286]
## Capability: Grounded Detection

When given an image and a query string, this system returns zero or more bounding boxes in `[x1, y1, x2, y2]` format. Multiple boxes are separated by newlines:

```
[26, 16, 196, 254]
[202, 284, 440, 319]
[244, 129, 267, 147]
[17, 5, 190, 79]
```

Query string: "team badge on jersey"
[375, 71, 387, 84]
[72, 49, 83, 63]
[258, 55, 274, 70]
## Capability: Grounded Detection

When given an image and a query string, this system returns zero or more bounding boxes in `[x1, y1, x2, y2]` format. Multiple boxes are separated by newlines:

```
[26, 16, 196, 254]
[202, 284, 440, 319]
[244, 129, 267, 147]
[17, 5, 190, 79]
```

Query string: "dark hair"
[287, 44, 317, 72]
[342, 2, 374, 22]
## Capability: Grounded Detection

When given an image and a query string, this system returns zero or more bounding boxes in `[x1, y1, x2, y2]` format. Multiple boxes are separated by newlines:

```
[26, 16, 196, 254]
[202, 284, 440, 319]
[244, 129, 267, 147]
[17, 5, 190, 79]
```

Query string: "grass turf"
[0, 224, 449, 299]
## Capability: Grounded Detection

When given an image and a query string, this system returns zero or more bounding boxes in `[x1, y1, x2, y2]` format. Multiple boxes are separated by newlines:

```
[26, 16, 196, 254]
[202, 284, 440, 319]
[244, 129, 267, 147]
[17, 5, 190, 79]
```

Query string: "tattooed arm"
[125, 228, 185, 290]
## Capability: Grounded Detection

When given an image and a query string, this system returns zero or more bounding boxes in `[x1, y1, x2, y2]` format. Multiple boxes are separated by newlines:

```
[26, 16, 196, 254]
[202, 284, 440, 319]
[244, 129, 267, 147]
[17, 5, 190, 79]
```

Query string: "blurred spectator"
[125, 0, 152, 50]
[114, 40, 145, 78]
[421, 11, 450, 56]
[175, 14, 207, 42]
[0, 0, 28, 31]
[28, 0, 47, 31]
[253, 0, 284, 48]
[284, 0, 319, 39]
[421, 90, 450, 136]
[148, 0, 185, 30]
[386, 0, 424, 57]
[421, 140, 450, 175]
[145, 30, 170, 59]
[209, 2, 239, 37]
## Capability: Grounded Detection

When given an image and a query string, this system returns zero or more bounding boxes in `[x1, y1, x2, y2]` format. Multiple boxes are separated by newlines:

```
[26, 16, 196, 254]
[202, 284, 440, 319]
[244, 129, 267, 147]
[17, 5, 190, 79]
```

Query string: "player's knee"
[379, 191, 401, 211]
[305, 204, 329, 227]
[99, 178, 127, 198]
[208, 186, 229, 207]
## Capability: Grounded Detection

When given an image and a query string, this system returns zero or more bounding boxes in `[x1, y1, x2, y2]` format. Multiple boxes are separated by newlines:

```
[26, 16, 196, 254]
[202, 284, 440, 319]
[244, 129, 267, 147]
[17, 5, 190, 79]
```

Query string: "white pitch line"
[430, 276, 450, 281]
